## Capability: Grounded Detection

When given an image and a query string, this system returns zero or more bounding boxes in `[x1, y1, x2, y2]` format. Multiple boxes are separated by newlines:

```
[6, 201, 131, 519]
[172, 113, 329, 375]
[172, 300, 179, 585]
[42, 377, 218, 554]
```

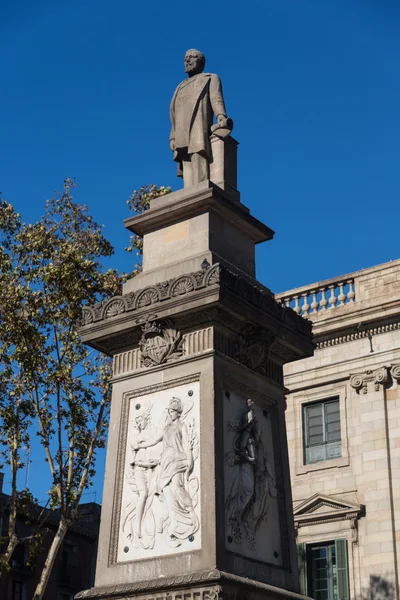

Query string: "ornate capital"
[391, 364, 400, 383]
[350, 367, 389, 394]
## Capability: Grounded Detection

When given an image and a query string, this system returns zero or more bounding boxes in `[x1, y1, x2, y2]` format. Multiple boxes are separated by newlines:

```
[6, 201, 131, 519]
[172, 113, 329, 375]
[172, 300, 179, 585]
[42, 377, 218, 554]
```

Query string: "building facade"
[0, 473, 100, 600]
[277, 259, 400, 600]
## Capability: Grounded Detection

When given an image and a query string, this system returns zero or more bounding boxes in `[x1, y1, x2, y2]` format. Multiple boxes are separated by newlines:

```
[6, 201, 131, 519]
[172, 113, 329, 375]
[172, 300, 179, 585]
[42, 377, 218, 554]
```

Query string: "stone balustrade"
[276, 276, 355, 318]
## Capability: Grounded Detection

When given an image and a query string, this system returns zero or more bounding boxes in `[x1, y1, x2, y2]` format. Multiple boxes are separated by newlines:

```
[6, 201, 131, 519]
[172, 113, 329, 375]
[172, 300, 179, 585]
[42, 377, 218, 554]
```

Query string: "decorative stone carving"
[204, 585, 224, 600]
[224, 392, 280, 564]
[350, 367, 389, 394]
[234, 324, 275, 374]
[391, 363, 400, 383]
[80, 263, 221, 325]
[171, 276, 195, 296]
[80, 262, 311, 342]
[118, 381, 201, 561]
[137, 287, 159, 308]
[137, 315, 184, 367]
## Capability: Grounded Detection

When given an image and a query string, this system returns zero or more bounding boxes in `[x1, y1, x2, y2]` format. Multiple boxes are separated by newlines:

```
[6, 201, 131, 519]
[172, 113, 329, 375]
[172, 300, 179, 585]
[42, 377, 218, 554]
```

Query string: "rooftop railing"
[276, 276, 355, 318]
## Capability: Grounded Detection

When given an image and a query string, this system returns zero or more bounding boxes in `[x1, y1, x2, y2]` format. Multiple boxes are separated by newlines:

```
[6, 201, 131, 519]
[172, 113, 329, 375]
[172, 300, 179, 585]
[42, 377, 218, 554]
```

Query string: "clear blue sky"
[1, 1, 399, 502]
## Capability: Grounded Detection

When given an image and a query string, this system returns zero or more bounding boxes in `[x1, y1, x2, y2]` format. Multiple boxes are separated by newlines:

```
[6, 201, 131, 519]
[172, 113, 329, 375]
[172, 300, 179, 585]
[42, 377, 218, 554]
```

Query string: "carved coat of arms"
[138, 316, 184, 367]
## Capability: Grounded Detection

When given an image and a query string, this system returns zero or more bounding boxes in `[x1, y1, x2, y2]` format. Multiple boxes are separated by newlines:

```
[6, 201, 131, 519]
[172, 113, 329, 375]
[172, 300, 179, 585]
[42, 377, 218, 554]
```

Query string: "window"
[303, 398, 341, 464]
[297, 539, 349, 600]
[11, 544, 26, 569]
[11, 581, 26, 600]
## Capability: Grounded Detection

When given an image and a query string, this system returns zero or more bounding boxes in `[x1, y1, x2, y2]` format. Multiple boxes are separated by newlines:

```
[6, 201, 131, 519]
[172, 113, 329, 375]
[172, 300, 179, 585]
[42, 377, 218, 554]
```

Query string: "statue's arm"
[169, 85, 179, 150]
[210, 74, 227, 121]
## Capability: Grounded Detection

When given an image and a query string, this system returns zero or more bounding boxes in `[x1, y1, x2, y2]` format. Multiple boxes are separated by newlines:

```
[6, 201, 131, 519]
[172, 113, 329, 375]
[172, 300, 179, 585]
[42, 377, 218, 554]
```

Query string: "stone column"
[78, 182, 314, 600]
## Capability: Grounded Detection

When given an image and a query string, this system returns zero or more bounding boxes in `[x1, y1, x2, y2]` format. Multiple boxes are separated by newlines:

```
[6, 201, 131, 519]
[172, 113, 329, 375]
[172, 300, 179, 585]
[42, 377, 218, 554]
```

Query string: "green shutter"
[335, 539, 350, 600]
[297, 543, 307, 595]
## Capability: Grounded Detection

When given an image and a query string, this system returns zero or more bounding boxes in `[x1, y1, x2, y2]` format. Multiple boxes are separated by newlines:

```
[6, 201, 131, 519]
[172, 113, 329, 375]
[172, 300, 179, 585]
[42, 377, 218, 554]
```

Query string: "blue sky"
[1, 1, 399, 501]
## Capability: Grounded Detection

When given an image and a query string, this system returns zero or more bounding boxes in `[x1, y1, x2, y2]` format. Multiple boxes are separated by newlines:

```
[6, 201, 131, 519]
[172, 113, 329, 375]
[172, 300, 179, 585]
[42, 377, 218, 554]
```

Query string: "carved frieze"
[81, 263, 221, 326]
[350, 367, 389, 394]
[224, 390, 281, 565]
[80, 262, 311, 341]
[116, 380, 201, 562]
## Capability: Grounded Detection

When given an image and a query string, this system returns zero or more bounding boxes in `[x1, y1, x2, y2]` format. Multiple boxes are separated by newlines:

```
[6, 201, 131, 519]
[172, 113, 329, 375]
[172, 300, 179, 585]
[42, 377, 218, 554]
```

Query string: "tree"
[0, 181, 170, 598]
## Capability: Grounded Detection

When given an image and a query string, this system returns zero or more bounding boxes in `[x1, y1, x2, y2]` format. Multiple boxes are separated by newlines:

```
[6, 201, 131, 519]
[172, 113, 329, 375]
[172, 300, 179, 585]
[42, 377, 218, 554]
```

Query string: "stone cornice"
[75, 568, 310, 600]
[79, 263, 313, 359]
[316, 321, 400, 349]
[293, 494, 365, 533]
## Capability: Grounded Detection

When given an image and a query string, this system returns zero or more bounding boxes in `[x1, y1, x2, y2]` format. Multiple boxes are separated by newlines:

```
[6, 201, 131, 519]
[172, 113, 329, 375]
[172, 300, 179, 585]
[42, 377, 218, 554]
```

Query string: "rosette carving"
[104, 298, 125, 318]
[171, 276, 195, 296]
[136, 288, 159, 308]
[81, 308, 94, 325]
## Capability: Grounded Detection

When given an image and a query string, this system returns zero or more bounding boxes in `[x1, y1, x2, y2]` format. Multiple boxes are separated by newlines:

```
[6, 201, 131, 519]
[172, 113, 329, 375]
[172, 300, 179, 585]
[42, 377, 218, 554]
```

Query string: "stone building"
[0, 473, 100, 600]
[277, 259, 400, 600]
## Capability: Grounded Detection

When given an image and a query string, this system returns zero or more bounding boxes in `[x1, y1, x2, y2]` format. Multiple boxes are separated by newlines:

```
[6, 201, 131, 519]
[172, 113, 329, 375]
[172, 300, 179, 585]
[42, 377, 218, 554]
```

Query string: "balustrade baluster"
[338, 282, 346, 306]
[347, 280, 355, 302]
[320, 287, 328, 311]
[310, 291, 319, 313]
[302, 293, 310, 317]
[293, 295, 301, 314]
[328, 285, 337, 309]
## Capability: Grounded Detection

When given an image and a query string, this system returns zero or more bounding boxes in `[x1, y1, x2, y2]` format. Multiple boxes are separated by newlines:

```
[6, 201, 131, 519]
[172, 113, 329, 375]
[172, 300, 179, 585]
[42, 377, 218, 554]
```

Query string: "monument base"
[76, 568, 311, 600]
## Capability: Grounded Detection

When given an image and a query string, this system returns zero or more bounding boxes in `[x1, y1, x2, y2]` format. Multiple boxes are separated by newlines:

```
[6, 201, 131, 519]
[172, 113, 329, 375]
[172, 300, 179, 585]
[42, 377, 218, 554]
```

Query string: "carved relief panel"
[223, 388, 282, 566]
[117, 380, 201, 562]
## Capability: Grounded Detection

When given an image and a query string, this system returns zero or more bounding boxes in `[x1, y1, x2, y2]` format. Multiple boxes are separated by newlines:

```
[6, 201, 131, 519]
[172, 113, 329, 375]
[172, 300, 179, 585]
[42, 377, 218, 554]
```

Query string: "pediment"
[294, 494, 365, 527]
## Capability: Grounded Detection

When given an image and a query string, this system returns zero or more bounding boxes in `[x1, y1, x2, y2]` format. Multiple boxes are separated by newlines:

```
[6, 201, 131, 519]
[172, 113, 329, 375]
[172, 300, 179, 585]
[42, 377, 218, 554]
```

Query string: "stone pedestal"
[77, 182, 314, 600]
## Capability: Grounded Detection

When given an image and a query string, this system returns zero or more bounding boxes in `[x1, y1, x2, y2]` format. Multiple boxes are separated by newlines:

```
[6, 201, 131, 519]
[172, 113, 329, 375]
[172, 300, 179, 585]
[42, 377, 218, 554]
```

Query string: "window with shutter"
[335, 539, 350, 600]
[303, 398, 341, 464]
[299, 539, 350, 600]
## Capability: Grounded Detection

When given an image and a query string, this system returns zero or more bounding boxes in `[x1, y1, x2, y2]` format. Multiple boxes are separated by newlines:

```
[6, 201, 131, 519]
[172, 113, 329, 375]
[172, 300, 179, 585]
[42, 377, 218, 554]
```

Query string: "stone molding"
[80, 262, 311, 340]
[81, 263, 221, 326]
[316, 321, 400, 349]
[75, 568, 309, 600]
[293, 494, 365, 539]
[349, 366, 389, 394]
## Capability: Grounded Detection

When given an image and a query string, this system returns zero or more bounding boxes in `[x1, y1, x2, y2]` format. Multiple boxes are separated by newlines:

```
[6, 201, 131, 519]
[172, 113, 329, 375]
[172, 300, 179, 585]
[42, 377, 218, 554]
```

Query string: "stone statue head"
[184, 49, 205, 76]
[168, 397, 183, 417]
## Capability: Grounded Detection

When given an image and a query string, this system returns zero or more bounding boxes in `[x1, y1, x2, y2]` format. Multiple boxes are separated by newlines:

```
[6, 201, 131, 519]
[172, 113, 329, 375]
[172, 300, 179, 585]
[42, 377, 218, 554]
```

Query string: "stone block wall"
[280, 260, 400, 600]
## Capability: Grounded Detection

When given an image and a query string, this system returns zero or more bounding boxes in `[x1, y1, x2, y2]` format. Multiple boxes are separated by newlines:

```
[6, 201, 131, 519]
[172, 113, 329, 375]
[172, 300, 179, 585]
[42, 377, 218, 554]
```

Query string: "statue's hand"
[217, 114, 227, 126]
[169, 139, 175, 152]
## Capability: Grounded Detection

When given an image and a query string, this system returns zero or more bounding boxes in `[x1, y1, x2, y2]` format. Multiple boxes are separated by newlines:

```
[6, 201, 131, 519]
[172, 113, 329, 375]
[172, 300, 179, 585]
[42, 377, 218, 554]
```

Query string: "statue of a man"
[170, 49, 232, 187]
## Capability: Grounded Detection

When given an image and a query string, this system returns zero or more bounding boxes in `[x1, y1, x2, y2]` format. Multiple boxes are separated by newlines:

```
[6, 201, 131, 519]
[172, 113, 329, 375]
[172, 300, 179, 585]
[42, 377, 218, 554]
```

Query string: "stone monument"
[77, 50, 314, 600]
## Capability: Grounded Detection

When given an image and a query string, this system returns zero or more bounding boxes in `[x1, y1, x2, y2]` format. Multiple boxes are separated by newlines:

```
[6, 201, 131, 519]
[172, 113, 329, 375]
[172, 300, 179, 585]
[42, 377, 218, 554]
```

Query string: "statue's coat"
[170, 73, 226, 166]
